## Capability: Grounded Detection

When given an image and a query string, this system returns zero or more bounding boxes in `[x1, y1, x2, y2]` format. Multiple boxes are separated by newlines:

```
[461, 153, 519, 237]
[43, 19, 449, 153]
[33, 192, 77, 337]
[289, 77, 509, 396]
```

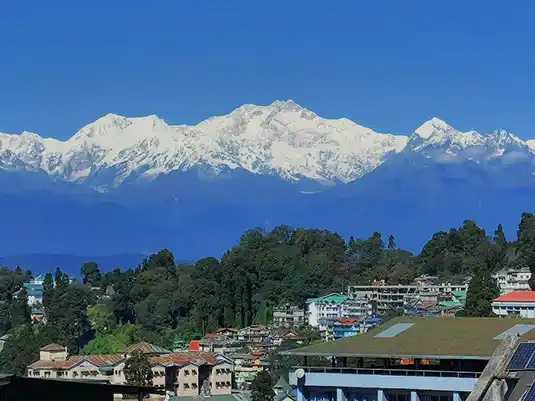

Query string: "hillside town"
[6, 262, 532, 401]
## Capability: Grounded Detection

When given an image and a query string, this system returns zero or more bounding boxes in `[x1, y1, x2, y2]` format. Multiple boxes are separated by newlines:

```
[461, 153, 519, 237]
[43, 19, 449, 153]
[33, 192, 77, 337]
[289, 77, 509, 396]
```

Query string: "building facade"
[492, 267, 531, 294]
[307, 294, 377, 328]
[347, 284, 468, 315]
[492, 291, 535, 318]
[273, 304, 305, 328]
[27, 342, 233, 396]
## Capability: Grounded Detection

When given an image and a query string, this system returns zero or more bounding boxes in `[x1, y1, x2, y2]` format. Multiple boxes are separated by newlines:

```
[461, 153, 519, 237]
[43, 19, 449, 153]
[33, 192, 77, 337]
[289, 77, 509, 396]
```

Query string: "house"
[27, 341, 233, 397]
[273, 304, 305, 329]
[306, 294, 347, 327]
[492, 291, 535, 318]
[492, 267, 532, 294]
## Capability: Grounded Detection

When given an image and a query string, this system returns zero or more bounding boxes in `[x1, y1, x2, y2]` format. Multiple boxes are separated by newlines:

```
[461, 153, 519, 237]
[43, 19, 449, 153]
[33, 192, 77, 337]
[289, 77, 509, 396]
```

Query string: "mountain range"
[1, 100, 534, 265]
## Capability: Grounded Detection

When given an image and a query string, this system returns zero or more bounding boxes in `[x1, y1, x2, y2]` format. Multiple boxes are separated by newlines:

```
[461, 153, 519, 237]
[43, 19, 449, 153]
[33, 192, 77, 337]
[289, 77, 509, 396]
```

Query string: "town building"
[273, 304, 305, 328]
[492, 267, 532, 294]
[282, 317, 535, 401]
[27, 341, 233, 397]
[318, 316, 382, 342]
[492, 291, 535, 318]
[307, 294, 377, 328]
[23, 274, 77, 307]
[232, 352, 269, 390]
[347, 283, 468, 315]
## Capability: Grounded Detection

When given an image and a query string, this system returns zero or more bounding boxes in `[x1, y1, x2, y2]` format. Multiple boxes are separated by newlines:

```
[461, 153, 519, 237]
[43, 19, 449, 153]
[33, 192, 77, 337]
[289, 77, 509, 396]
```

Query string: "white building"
[492, 267, 531, 294]
[306, 294, 347, 327]
[492, 291, 535, 318]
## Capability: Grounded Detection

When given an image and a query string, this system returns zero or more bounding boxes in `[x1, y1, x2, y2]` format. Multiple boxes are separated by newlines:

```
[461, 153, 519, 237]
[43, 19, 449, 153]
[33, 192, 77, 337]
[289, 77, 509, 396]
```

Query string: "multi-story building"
[307, 294, 377, 327]
[283, 317, 535, 401]
[347, 283, 468, 315]
[273, 304, 305, 328]
[27, 342, 233, 396]
[492, 267, 531, 294]
[492, 291, 535, 318]
[23, 273, 78, 306]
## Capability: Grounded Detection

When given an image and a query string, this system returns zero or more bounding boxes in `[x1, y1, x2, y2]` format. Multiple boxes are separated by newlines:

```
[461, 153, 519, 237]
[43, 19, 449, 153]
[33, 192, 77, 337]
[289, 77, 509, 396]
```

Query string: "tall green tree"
[251, 371, 275, 401]
[387, 235, 396, 251]
[54, 267, 69, 290]
[81, 262, 102, 287]
[493, 224, 507, 250]
[124, 349, 153, 386]
[10, 288, 31, 328]
[463, 258, 500, 317]
[42, 272, 54, 310]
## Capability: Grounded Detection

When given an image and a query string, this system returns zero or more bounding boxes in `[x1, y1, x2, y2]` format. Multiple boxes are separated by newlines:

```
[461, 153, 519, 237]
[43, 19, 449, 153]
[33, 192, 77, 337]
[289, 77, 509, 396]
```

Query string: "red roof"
[187, 340, 200, 351]
[494, 291, 535, 303]
[151, 351, 219, 366]
[338, 318, 358, 324]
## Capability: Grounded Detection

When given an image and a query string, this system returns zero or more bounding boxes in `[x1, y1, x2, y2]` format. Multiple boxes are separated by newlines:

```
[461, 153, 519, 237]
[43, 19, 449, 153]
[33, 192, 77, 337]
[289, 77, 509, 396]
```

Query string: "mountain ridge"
[1, 102, 533, 194]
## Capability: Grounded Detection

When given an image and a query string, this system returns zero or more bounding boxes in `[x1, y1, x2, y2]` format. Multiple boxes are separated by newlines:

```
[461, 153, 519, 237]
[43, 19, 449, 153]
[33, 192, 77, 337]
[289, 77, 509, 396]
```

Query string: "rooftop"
[306, 293, 346, 304]
[282, 317, 535, 360]
[494, 291, 535, 303]
[40, 343, 66, 352]
[121, 341, 171, 354]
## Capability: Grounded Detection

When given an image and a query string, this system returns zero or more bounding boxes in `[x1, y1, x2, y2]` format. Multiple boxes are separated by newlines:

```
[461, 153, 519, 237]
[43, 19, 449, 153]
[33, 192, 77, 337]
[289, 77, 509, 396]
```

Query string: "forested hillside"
[1, 212, 535, 374]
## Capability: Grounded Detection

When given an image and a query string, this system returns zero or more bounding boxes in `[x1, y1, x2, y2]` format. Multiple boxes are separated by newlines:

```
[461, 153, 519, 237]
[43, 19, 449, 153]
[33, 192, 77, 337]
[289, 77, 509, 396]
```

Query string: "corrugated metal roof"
[121, 342, 171, 354]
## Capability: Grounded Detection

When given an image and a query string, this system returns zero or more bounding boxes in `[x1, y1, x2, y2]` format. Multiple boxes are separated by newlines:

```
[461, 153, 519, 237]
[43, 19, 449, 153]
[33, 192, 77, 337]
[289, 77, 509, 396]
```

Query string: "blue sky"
[0, 0, 533, 140]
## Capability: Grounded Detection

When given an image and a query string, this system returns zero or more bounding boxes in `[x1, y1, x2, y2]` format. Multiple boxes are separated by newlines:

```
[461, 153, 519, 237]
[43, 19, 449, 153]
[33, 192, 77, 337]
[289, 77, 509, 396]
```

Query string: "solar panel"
[525, 350, 535, 370]
[524, 382, 535, 401]
[508, 343, 535, 370]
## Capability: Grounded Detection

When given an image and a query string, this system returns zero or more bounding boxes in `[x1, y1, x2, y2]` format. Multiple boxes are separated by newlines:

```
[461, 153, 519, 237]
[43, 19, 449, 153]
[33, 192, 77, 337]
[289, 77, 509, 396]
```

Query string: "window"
[184, 384, 190, 389]
[192, 369, 197, 375]
[192, 383, 198, 389]
[44, 372, 51, 378]
[184, 369, 190, 376]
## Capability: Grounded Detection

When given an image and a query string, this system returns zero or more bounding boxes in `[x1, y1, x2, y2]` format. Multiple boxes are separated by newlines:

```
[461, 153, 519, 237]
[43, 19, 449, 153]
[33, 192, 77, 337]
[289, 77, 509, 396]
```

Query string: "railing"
[294, 366, 481, 379]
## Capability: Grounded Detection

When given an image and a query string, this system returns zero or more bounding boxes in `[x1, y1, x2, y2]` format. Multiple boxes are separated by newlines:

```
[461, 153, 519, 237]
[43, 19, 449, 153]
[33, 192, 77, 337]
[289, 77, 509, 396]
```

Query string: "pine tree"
[463, 259, 500, 317]
[387, 235, 396, 251]
[10, 288, 31, 328]
[43, 273, 54, 310]
[493, 224, 507, 250]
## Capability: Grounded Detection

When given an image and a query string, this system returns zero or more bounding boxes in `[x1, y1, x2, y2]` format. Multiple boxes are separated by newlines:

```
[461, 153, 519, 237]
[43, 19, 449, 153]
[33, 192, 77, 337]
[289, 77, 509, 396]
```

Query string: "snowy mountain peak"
[0, 102, 533, 189]
[414, 117, 452, 139]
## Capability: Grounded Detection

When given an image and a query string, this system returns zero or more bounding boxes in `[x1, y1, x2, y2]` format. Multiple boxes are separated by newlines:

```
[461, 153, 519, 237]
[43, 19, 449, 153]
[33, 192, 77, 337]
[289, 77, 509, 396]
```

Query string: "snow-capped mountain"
[0, 101, 534, 192]
[0, 100, 407, 189]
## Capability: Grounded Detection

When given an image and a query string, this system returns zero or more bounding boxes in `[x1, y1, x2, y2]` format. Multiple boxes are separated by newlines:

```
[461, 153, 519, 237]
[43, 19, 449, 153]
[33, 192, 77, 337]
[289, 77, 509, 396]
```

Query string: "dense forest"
[1, 212, 535, 375]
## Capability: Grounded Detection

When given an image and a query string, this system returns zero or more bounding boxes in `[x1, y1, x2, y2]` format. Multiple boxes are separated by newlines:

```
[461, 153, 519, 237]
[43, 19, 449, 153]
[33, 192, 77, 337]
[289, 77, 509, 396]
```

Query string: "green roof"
[438, 300, 461, 307]
[282, 316, 535, 360]
[306, 293, 346, 304]
[452, 290, 467, 300]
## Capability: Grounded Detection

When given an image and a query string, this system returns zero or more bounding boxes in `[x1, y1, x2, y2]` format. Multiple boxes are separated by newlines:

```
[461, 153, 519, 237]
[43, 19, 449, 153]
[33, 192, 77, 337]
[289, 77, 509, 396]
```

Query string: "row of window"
[215, 382, 232, 389]
[215, 368, 232, 375]
[183, 369, 197, 376]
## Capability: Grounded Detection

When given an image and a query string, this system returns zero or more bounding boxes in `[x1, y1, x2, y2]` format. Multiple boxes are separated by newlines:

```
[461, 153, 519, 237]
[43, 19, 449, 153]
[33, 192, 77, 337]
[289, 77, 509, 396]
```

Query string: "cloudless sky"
[0, 0, 534, 140]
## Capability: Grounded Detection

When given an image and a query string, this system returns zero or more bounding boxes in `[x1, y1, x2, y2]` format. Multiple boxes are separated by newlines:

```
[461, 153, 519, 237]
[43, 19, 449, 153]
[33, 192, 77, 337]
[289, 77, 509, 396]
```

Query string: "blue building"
[283, 317, 535, 401]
